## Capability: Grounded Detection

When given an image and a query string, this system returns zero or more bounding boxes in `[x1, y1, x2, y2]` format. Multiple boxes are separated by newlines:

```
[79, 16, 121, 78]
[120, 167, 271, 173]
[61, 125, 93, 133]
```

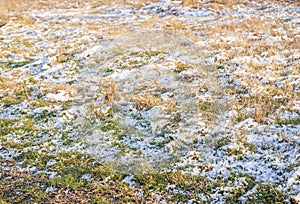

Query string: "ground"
[0, 0, 299, 203]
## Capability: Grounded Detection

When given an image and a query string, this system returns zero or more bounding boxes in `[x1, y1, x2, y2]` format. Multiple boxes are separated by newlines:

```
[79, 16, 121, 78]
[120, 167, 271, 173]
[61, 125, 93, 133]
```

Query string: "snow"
[0, 0, 299, 202]
[45, 90, 70, 102]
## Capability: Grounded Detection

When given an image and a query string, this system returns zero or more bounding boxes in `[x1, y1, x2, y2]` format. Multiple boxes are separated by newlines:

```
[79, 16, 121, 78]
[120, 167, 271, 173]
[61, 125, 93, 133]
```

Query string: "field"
[0, 0, 299, 203]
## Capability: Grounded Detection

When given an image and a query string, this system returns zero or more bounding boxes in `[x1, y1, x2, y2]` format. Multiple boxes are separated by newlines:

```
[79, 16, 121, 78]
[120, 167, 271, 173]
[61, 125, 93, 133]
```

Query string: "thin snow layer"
[76, 30, 225, 169]
[0, 0, 299, 201]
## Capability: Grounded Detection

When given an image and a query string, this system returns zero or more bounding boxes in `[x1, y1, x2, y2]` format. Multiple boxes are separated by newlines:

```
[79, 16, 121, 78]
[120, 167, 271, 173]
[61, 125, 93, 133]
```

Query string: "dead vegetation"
[0, 1, 8, 26]
[0, 0, 299, 202]
[182, 0, 199, 6]
[0, 165, 153, 203]
[129, 93, 163, 110]
[0, 76, 31, 103]
[0, 0, 160, 21]
[0, 0, 121, 27]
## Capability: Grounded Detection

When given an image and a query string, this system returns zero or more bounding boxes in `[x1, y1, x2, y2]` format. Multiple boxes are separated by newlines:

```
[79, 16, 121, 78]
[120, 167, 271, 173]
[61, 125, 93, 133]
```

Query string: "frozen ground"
[0, 0, 299, 203]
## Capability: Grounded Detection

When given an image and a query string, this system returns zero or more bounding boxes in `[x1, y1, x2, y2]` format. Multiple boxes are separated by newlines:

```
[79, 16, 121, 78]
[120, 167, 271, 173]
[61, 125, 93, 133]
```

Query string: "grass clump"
[286, 161, 300, 172]
[182, 0, 199, 6]
[0, 169, 48, 203]
[100, 119, 118, 132]
[232, 90, 290, 124]
[223, 173, 257, 203]
[276, 117, 300, 125]
[0, 76, 32, 107]
[0, 117, 37, 138]
[174, 62, 189, 73]
[150, 138, 171, 148]
[134, 171, 209, 202]
[129, 93, 163, 110]
[12, 15, 36, 25]
[0, 155, 153, 203]
[214, 137, 230, 150]
[227, 147, 244, 157]
[16, 150, 44, 168]
[0, 61, 31, 69]
[204, 172, 289, 203]
[246, 183, 289, 203]
[130, 50, 164, 58]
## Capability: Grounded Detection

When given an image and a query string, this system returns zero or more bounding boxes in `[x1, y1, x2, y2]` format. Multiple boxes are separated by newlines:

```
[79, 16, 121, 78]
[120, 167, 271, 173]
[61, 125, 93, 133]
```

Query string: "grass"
[286, 161, 300, 172]
[12, 15, 36, 25]
[0, 113, 293, 202]
[134, 171, 209, 201]
[133, 171, 290, 203]
[276, 117, 300, 125]
[0, 76, 34, 107]
[0, 60, 32, 69]
[0, 1, 8, 26]
[174, 62, 190, 73]
[2, 148, 241, 203]
[129, 93, 163, 110]
[214, 137, 230, 150]
[0, 0, 299, 203]
[182, 0, 199, 6]
[0, 117, 37, 139]
[0, 0, 161, 20]
[150, 138, 172, 148]
[0, 165, 149, 203]
[246, 183, 289, 203]
[230, 88, 293, 124]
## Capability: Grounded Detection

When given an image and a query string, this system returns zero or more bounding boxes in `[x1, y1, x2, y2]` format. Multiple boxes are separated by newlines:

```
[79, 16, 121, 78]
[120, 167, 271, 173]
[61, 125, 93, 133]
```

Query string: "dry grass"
[0, 0, 107, 27]
[0, 0, 298, 202]
[11, 15, 37, 25]
[0, 166, 154, 203]
[0, 76, 31, 106]
[97, 78, 118, 104]
[4, 0, 283, 27]
[182, 0, 199, 6]
[0, 0, 160, 22]
[0, 76, 30, 97]
[150, 0, 296, 11]
[206, 20, 277, 51]
[129, 93, 163, 110]
[231, 84, 297, 124]
[0, 1, 8, 26]
[93, 78, 119, 118]
[192, 8, 299, 125]
[1, 0, 298, 24]
[40, 83, 75, 96]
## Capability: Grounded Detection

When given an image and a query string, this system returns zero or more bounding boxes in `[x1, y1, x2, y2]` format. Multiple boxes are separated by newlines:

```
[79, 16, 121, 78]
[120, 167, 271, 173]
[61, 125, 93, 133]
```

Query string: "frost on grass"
[0, 0, 299, 202]
[75, 30, 226, 172]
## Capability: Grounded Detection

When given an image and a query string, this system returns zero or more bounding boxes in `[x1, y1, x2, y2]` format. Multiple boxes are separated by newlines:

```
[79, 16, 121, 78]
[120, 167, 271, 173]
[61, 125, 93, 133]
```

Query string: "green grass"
[0, 144, 292, 203]
[150, 138, 171, 148]
[0, 160, 147, 203]
[286, 161, 300, 172]
[0, 4, 296, 203]
[0, 117, 37, 138]
[133, 170, 290, 203]
[174, 62, 189, 73]
[130, 50, 165, 58]
[246, 183, 289, 203]
[276, 117, 300, 125]
[134, 171, 209, 202]
[100, 119, 117, 132]
[214, 137, 230, 150]
[0, 60, 32, 69]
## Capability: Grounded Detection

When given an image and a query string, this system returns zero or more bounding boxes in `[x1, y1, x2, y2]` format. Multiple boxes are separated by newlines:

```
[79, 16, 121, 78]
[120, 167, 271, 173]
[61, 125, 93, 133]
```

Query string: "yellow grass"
[0, 0, 161, 27]
[129, 93, 163, 110]
[182, 0, 199, 6]
[0, 1, 8, 26]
